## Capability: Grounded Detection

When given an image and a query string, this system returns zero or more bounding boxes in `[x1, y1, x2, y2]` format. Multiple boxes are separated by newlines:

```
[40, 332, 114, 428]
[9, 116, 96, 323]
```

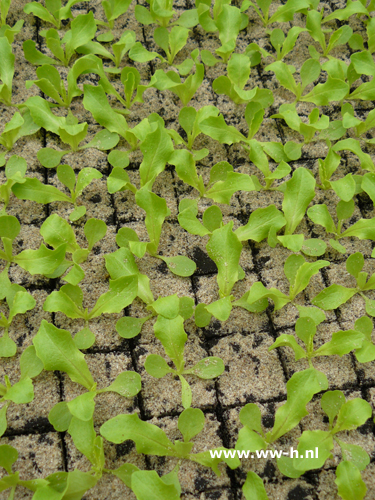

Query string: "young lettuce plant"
[234, 254, 329, 314]
[25, 96, 119, 164]
[306, 9, 353, 58]
[0, 346, 43, 437]
[0, 215, 67, 276]
[23, 12, 97, 66]
[151, 53, 205, 105]
[281, 390, 372, 500]
[0, 109, 40, 152]
[23, 0, 88, 29]
[213, 52, 273, 105]
[0, 0, 24, 42]
[135, 0, 198, 29]
[144, 295, 224, 408]
[42, 275, 138, 349]
[308, 200, 375, 254]
[0, 36, 15, 106]
[94, 0, 133, 41]
[268, 27, 307, 61]
[0, 155, 27, 215]
[115, 184, 197, 277]
[38, 214, 108, 282]
[246, 0, 315, 27]
[235, 367, 328, 475]
[170, 152, 257, 203]
[265, 58, 348, 105]
[272, 104, 330, 144]
[269, 310, 375, 367]
[167, 105, 219, 151]
[313, 252, 375, 316]
[100, 407, 240, 477]
[12, 164, 103, 221]
[0, 282, 36, 358]
[197, 0, 248, 63]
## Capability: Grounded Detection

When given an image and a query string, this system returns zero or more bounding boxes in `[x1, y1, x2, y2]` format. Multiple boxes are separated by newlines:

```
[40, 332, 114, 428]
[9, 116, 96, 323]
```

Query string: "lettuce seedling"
[197, 0, 248, 62]
[308, 200, 375, 254]
[234, 254, 329, 313]
[151, 55, 205, 105]
[117, 188, 197, 277]
[25, 96, 119, 156]
[23, 12, 97, 66]
[43, 276, 137, 349]
[213, 53, 273, 105]
[171, 152, 256, 201]
[247, 0, 316, 27]
[0, 155, 27, 214]
[313, 252, 375, 316]
[153, 26, 190, 65]
[144, 301, 224, 408]
[12, 164, 103, 221]
[135, 0, 198, 28]
[38, 214, 107, 282]
[0, 215, 67, 276]
[0, 346, 43, 436]
[280, 389, 371, 500]
[0, 36, 15, 106]
[236, 368, 328, 460]
[265, 58, 349, 104]
[270, 310, 374, 366]
[168, 105, 219, 151]
[272, 104, 330, 143]
[268, 27, 307, 61]
[24, 0, 88, 29]
[322, 0, 370, 24]
[0, 282, 35, 358]
[94, 0, 133, 41]
[0, 109, 40, 152]
[100, 408, 240, 474]
[307, 9, 353, 58]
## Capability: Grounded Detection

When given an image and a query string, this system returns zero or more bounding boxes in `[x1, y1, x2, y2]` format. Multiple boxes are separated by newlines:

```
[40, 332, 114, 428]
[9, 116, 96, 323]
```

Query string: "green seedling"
[279, 390, 371, 500]
[168, 105, 219, 151]
[0, 109, 40, 151]
[236, 367, 328, 452]
[23, 12, 97, 66]
[135, 0, 198, 28]
[25, 96, 119, 156]
[313, 252, 375, 316]
[101, 407, 240, 474]
[43, 276, 137, 349]
[272, 104, 330, 143]
[268, 26, 307, 61]
[152, 26, 191, 65]
[13, 164, 103, 221]
[144, 299, 224, 408]
[37, 214, 107, 281]
[0, 346, 43, 436]
[0, 36, 15, 106]
[94, 0, 133, 41]
[234, 254, 329, 313]
[199, 110, 301, 189]
[0, 155, 27, 214]
[213, 52, 273, 105]
[0, 215, 67, 276]
[322, 0, 370, 24]
[308, 201, 375, 254]
[270, 310, 375, 366]
[171, 152, 256, 202]
[151, 54, 205, 105]
[307, 9, 353, 58]
[0, 280, 35, 358]
[115, 187, 197, 277]
[247, 0, 316, 27]
[197, 0, 248, 62]
[24, 0, 88, 29]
